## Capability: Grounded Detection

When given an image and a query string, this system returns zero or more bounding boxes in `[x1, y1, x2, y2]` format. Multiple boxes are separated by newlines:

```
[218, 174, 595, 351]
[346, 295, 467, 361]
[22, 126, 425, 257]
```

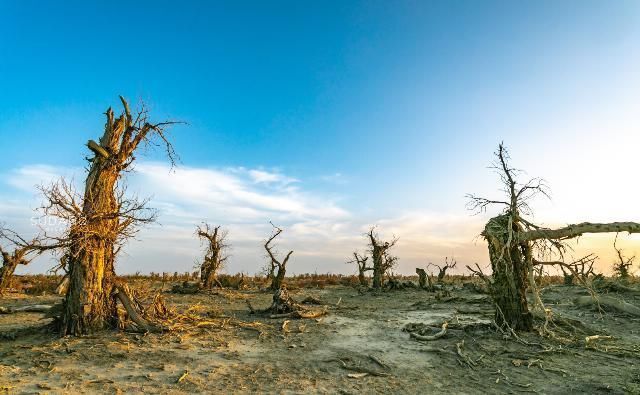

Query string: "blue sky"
[1, 1, 640, 275]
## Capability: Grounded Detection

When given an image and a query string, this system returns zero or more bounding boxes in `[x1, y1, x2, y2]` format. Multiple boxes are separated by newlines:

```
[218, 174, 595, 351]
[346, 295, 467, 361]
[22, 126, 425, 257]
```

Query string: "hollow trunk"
[61, 157, 119, 335]
[484, 215, 533, 331]
[0, 259, 19, 294]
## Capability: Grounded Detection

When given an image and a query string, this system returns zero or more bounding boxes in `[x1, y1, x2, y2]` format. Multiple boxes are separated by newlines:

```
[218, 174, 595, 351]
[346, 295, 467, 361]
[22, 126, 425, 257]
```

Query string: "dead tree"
[427, 257, 457, 283]
[366, 227, 398, 289]
[0, 228, 62, 294]
[467, 143, 640, 331]
[264, 222, 293, 291]
[612, 234, 635, 279]
[40, 96, 179, 336]
[347, 252, 371, 286]
[196, 224, 228, 288]
[415, 268, 435, 291]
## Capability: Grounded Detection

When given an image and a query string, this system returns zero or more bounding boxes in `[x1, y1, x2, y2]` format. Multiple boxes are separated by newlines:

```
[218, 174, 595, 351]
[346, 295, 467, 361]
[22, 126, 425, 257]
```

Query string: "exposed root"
[265, 287, 327, 319]
[336, 357, 391, 377]
[0, 305, 55, 314]
[405, 321, 448, 341]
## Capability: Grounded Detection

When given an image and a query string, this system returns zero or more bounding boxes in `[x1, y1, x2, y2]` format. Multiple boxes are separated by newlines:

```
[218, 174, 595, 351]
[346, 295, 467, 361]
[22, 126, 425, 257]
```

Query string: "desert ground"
[1, 276, 639, 394]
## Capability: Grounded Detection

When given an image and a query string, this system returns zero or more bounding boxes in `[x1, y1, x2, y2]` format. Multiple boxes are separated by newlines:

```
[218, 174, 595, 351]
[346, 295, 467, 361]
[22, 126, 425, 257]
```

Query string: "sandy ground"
[1, 282, 640, 394]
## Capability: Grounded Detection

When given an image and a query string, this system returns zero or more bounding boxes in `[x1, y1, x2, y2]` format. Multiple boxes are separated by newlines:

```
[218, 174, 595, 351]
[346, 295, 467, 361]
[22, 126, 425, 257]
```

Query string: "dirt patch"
[1, 284, 639, 393]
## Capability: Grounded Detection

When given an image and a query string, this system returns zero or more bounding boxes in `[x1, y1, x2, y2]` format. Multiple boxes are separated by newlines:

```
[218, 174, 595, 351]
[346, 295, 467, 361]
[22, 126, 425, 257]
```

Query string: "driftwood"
[574, 295, 640, 316]
[405, 322, 449, 341]
[0, 305, 56, 314]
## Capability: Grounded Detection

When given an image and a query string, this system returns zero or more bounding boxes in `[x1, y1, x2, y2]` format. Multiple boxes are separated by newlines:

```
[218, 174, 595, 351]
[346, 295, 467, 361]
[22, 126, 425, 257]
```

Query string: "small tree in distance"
[196, 223, 229, 289]
[366, 226, 398, 289]
[264, 222, 293, 291]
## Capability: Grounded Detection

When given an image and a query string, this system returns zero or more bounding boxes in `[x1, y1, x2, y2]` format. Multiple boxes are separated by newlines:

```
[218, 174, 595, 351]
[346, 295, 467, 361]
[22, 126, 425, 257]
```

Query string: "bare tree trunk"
[196, 224, 228, 289]
[264, 223, 293, 291]
[55, 97, 177, 336]
[0, 259, 19, 294]
[358, 269, 367, 287]
[271, 263, 287, 291]
[371, 247, 384, 289]
[62, 167, 119, 335]
[484, 215, 533, 331]
[367, 228, 397, 290]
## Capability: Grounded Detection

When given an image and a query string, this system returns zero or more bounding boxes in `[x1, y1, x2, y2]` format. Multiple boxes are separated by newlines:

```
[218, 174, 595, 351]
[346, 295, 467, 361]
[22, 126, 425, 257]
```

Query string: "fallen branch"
[574, 295, 640, 316]
[337, 359, 391, 377]
[0, 305, 55, 314]
[114, 285, 165, 333]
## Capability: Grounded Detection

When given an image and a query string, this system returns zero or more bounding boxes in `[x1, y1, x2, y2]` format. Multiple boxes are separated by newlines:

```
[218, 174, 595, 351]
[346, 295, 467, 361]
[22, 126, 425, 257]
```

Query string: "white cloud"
[5, 164, 76, 192]
[5, 162, 637, 277]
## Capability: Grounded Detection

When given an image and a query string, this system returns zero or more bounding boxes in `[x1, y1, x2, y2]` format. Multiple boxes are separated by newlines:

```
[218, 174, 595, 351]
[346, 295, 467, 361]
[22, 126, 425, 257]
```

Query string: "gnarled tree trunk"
[264, 223, 293, 291]
[197, 224, 228, 289]
[56, 97, 177, 336]
[483, 214, 533, 331]
[62, 124, 123, 334]
[0, 256, 20, 294]
[367, 228, 398, 289]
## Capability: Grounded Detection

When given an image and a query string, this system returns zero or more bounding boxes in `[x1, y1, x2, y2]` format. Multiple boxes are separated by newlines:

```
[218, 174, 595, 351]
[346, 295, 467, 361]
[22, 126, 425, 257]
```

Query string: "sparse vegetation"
[1, 108, 638, 393]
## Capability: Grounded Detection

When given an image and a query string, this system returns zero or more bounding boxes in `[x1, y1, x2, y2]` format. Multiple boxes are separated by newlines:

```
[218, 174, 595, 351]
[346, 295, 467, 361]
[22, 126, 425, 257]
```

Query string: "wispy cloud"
[4, 162, 632, 276]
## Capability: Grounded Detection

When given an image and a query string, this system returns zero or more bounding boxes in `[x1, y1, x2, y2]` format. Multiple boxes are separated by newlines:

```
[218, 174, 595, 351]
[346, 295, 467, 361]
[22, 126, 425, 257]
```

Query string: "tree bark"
[484, 214, 533, 331]
[62, 161, 119, 335]
[371, 246, 384, 289]
[269, 251, 292, 291]
[0, 259, 19, 294]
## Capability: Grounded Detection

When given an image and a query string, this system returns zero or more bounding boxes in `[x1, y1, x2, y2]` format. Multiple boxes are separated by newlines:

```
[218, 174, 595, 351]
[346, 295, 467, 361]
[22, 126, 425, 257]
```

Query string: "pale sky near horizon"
[1, 1, 639, 276]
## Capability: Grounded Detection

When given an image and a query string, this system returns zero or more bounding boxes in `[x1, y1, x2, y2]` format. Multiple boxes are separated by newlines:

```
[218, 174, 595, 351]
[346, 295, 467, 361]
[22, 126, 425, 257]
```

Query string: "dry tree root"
[266, 287, 327, 319]
[405, 321, 448, 341]
[336, 356, 392, 377]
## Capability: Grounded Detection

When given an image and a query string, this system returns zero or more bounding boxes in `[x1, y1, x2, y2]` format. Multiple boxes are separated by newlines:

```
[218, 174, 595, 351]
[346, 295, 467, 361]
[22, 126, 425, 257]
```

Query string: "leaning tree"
[467, 143, 640, 331]
[196, 223, 228, 288]
[366, 227, 398, 289]
[264, 222, 293, 291]
[40, 96, 179, 336]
